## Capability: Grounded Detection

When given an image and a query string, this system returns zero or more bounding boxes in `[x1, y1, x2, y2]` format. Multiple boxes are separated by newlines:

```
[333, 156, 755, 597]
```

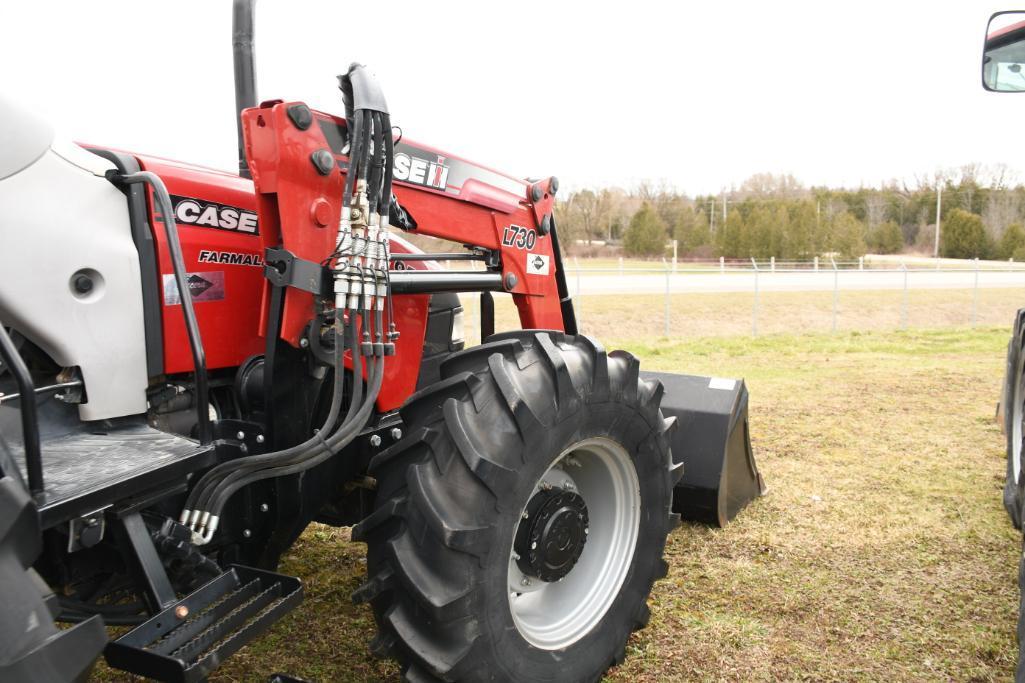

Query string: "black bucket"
[642, 371, 766, 527]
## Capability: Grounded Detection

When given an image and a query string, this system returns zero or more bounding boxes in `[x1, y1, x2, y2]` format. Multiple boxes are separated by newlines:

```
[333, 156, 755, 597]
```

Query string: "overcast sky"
[1, 1, 1018, 194]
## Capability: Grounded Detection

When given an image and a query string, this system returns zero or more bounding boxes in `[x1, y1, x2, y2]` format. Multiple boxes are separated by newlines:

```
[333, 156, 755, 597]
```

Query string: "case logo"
[165, 195, 259, 235]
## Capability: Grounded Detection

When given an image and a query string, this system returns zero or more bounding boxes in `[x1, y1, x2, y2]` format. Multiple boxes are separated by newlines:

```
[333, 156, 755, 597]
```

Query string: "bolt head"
[390, 427, 403, 441]
[174, 605, 189, 620]
[236, 431, 245, 440]
[299, 337, 310, 349]
[259, 503, 270, 513]
[531, 541, 537, 550]
[521, 577, 531, 586]
[369, 434, 382, 447]
[255, 434, 265, 444]
[73, 275, 94, 294]
[242, 529, 252, 538]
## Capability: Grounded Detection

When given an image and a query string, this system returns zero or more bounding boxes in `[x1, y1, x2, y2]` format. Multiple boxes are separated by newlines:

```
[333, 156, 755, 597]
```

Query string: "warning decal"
[526, 253, 550, 276]
[162, 272, 225, 305]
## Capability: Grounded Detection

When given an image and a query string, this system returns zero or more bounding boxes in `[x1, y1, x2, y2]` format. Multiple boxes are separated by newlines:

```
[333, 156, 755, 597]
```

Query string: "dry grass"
[459, 288, 1025, 345]
[93, 327, 1020, 682]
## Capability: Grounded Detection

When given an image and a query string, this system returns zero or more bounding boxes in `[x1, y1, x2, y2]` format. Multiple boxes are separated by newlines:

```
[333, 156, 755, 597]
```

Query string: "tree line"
[554, 168, 1025, 260]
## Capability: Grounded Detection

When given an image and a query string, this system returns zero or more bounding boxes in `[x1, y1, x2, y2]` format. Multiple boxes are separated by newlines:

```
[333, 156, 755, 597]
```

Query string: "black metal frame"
[0, 325, 42, 495]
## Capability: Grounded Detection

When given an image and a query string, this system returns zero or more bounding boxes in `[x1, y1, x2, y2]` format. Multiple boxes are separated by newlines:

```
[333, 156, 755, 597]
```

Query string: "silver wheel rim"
[507, 437, 640, 650]
[1015, 345, 1025, 483]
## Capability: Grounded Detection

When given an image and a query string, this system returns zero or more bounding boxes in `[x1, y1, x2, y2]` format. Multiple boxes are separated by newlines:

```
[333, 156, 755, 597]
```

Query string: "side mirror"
[984, 11, 1025, 91]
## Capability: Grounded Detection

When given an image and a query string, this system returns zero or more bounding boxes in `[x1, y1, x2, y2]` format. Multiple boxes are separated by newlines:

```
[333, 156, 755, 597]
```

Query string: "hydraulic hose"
[209, 353, 381, 510]
[183, 317, 353, 518]
[185, 66, 393, 543]
[192, 320, 360, 510]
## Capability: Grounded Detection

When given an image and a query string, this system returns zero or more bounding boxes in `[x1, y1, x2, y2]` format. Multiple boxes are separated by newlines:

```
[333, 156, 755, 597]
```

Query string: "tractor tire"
[1004, 309, 1025, 530]
[353, 331, 681, 682]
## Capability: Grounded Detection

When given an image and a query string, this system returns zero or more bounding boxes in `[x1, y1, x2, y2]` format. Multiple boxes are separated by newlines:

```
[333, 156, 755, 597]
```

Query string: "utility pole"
[934, 184, 942, 258]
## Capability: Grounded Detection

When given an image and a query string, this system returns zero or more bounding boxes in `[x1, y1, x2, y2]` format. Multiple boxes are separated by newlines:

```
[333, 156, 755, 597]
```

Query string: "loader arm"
[241, 102, 569, 348]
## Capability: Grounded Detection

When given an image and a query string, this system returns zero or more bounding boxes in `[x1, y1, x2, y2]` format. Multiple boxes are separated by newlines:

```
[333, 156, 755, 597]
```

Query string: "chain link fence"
[458, 257, 1025, 344]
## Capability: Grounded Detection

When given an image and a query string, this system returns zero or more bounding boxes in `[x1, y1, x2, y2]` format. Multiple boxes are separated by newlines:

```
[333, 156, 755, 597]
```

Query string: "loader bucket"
[641, 371, 766, 527]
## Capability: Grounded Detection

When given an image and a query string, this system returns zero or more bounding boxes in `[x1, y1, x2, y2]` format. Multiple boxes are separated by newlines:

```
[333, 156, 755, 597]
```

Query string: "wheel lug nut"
[521, 577, 531, 587]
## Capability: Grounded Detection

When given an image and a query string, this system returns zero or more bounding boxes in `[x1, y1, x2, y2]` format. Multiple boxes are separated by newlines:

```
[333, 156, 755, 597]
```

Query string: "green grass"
[93, 327, 1020, 682]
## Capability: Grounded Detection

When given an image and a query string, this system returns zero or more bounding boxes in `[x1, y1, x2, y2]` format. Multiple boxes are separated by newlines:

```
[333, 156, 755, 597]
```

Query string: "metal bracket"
[263, 247, 330, 296]
[67, 506, 110, 553]
[118, 511, 178, 611]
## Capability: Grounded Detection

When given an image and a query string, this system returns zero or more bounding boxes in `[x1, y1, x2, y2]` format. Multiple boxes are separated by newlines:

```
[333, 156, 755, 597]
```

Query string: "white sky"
[1, 0, 1019, 195]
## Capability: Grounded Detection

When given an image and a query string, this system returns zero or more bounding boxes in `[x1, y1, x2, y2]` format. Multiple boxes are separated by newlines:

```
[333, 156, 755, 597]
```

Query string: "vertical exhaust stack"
[232, 0, 257, 179]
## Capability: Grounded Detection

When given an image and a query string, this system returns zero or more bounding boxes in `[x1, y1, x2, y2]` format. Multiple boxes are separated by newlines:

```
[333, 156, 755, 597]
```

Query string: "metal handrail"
[0, 325, 43, 495]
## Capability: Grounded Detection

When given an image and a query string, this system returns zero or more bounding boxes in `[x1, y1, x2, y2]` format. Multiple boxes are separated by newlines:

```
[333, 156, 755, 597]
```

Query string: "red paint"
[95, 99, 563, 413]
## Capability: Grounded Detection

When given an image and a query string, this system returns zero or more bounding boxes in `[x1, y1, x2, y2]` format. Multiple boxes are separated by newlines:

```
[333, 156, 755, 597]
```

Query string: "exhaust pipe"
[232, 0, 257, 179]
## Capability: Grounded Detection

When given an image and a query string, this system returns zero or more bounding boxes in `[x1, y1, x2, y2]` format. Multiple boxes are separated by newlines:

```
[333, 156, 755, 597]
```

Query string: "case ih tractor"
[0, 3, 763, 681]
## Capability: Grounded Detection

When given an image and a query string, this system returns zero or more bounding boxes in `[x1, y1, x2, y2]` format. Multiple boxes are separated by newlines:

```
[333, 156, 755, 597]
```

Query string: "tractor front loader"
[0, 2, 764, 681]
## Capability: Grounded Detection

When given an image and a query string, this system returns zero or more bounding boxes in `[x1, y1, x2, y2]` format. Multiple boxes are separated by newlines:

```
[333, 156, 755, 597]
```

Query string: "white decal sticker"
[526, 253, 550, 275]
[708, 377, 737, 391]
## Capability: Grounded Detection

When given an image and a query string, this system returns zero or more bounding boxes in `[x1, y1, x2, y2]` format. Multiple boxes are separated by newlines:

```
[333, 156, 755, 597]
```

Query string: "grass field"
[199, 328, 1020, 681]
[460, 288, 1025, 344]
[92, 326, 1021, 682]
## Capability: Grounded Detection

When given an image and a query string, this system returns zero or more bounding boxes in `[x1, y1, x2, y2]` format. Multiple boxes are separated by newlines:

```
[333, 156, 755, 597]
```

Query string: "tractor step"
[104, 565, 302, 683]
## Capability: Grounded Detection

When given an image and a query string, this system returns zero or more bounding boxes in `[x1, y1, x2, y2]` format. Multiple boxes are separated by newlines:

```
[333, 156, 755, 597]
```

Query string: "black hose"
[196, 319, 365, 517]
[186, 317, 351, 513]
[205, 341, 382, 518]
[342, 109, 364, 208]
[367, 112, 386, 215]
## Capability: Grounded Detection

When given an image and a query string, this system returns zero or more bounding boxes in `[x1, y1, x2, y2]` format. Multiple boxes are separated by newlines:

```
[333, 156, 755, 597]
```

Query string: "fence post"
[720, 256, 725, 274]
[664, 260, 671, 337]
[618, 256, 623, 275]
[900, 259, 908, 330]
[858, 256, 864, 271]
[814, 256, 819, 272]
[830, 257, 839, 333]
[672, 240, 678, 274]
[972, 257, 979, 327]
[751, 257, 759, 337]
[574, 256, 581, 297]
[770, 256, 775, 273]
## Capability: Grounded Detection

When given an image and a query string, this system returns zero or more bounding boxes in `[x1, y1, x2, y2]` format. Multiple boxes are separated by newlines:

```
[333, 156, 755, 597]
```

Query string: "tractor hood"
[0, 94, 53, 181]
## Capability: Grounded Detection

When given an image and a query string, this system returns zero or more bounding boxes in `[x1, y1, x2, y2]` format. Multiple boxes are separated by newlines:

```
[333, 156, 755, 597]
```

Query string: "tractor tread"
[355, 331, 676, 682]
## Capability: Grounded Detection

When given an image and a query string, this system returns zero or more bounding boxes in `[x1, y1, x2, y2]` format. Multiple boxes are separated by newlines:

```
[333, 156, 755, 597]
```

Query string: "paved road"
[564, 268, 1025, 296]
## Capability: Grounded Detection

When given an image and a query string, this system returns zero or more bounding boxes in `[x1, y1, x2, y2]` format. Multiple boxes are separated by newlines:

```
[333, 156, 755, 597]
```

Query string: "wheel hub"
[514, 487, 589, 582]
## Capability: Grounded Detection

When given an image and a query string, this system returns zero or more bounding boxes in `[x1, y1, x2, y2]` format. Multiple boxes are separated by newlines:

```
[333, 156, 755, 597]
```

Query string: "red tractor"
[0, 3, 763, 681]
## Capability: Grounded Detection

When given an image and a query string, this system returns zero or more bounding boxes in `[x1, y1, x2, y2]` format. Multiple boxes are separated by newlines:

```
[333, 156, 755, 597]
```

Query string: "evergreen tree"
[830, 212, 867, 258]
[1000, 223, 1025, 259]
[940, 208, 988, 258]
[623, 203, 668, 257]
[867, 220, 903, 254]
